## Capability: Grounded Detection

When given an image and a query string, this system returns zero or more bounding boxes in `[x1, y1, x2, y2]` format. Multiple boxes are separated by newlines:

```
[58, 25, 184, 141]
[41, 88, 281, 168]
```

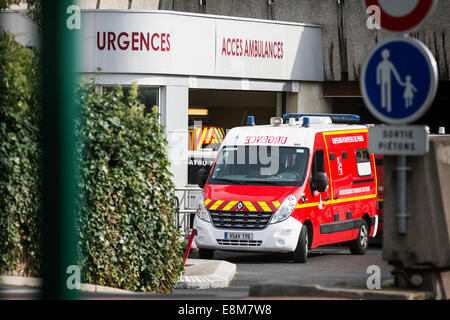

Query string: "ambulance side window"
[355, 149, 372, 177]
[311, 150, 324, 177]
[310, 149, 325, 192]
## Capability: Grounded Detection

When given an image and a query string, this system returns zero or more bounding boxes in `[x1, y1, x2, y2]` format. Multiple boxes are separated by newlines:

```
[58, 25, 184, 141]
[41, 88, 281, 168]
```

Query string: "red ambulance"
[194, 114, 379, 262]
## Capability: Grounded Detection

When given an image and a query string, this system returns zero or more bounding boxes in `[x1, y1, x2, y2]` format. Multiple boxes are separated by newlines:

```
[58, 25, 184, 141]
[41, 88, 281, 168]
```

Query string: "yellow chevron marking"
[222, 201, 238, 211]
[205, 127, 213, 143]
[204, 199, 212, 206]
[198, 128, 208, 150]
[272, 201, 280, 209]
[243, 201, 257, 212]
[258, 201, 272, 212]
[209, 200, 224, 210]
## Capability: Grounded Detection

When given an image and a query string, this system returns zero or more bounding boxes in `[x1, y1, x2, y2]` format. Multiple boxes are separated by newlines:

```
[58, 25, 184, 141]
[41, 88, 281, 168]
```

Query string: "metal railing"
[174, 186, 202, 239]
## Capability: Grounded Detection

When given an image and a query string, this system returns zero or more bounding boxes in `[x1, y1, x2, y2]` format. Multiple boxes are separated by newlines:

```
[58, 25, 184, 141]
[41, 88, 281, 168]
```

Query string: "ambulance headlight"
[196, 193, 211, 222]
[270, 194, 297, 224]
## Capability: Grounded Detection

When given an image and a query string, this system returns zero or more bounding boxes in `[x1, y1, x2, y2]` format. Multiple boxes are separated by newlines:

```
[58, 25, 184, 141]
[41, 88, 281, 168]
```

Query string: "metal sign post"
[361, 2, 438, 236]
[368, 125, 429, 234]
[361, 0, 450, 298]
[362, 37, 438, 234]
[395, 156, 408, 235]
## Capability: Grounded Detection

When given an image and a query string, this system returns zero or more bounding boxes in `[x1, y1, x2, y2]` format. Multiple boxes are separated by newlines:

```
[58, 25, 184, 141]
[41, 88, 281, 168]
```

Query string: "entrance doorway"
[187, 89, 280, 185]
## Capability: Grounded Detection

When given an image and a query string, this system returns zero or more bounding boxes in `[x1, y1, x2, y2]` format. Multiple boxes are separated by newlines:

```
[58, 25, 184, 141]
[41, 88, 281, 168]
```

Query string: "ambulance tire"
[292, 225, 309, 263]
[198, 248, 214, 259]
[349, 220, 369, 255]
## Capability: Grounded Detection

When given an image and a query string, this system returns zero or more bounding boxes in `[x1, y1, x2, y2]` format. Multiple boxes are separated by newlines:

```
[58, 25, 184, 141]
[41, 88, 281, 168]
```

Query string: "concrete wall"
[158, 0, 450, 82]
[287, 82, 332, 114]
[76, 0, 159, 10]
[9, 0, 450, 81]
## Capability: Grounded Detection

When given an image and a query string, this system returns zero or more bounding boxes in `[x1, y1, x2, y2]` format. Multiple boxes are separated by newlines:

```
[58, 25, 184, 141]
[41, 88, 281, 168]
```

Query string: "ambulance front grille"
[209, 211, 273, 230]
[217, 239, 263, 247]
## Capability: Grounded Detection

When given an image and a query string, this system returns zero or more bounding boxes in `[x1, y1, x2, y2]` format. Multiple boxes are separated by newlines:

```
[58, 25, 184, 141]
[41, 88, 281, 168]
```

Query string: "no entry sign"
[364, 0, 438, 34]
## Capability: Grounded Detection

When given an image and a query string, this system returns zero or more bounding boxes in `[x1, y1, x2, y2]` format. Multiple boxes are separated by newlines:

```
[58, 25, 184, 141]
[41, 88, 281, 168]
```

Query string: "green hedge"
[75, 82, 184, 293]
[0, 31, 42, 276]
[1, 31, 183, 292]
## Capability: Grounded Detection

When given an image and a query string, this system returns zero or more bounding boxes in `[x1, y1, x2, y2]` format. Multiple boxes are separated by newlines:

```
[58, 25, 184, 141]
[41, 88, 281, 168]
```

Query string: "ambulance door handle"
[334, 196, 339, 200]
[324, 197, 330, 201]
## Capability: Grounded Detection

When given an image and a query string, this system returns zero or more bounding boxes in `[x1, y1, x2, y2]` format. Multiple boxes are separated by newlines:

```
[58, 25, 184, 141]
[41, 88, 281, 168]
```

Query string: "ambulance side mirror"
[314, 172, 329, 193]
[198, 168, 208, 189]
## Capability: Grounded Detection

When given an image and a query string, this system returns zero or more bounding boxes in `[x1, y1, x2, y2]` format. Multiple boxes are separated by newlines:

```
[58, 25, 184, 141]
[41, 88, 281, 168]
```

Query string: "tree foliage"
[0, 30, 42, 276]
[0, 30, 184, 292]
[75, 82, 184, 293]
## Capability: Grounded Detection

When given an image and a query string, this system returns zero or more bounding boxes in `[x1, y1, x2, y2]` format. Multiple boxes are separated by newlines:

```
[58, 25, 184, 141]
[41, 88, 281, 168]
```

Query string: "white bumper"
[371, 215, 379, 238]
[193, 216, 303, 253]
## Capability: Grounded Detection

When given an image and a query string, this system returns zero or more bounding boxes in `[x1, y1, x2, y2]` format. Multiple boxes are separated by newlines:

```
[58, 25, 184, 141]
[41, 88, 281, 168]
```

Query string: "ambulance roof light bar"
[247, 115, 255, 126]
[270, 117, 283, 126]
[299, 116, 332, 127]
[283, 113, 360, 124]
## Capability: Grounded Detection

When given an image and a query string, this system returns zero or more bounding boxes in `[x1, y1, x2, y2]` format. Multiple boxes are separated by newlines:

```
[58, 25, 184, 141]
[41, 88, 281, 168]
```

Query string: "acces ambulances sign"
[221, 37, 284, 60]
[79, 10, 323, 81]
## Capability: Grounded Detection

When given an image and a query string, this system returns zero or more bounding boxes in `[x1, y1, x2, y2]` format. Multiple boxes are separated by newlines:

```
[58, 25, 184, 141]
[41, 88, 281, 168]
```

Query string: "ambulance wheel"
[349, 220, 369, 255]
[198, 248, 214, 259]
[293, 225, 309, 263]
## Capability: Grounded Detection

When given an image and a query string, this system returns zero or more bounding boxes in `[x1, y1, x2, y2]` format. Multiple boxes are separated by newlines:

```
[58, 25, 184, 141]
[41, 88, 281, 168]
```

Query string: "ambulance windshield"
[209, 146, 309, 186]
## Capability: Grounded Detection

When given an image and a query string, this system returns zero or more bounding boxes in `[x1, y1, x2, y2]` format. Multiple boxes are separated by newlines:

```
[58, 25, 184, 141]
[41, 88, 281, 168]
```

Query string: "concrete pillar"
[287, 82, 332, 114]
[383, 136, 450, 299]
[160, 85, 188, 188]
[276, 92, 283, 117]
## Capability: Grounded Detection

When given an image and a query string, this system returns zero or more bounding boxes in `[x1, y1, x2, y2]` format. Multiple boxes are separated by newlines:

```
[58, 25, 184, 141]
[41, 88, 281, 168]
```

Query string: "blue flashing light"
[302, 117, 310, 127]
[247, 115, 255, 126]
[282, 113, 360, 124]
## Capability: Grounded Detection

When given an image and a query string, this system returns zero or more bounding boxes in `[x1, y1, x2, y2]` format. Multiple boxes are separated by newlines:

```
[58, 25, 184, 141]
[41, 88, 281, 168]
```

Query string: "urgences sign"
[96, 31, 171, 52]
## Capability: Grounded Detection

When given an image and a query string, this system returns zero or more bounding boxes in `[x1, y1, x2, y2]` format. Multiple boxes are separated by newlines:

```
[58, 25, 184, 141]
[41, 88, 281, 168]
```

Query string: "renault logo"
[237, 201, 243, 210]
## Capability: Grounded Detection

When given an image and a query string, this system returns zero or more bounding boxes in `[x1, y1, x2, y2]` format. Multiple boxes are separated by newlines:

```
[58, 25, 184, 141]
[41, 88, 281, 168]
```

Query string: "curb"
[0, 275, 131, 294]
[79, 283, 131, 294]
[1, 258, 237, 293]
[176, 259, 237, 289]
[0, 276, 42, 288]
[249, 283, 434, 300]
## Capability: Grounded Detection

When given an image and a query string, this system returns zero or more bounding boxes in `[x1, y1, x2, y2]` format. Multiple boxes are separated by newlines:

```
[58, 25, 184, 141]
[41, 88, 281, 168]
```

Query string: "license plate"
[224, 232, 253, 241]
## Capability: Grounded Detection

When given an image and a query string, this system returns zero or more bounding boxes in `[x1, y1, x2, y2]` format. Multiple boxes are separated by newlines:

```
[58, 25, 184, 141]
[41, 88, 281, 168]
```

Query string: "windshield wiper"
[247, 180, 283, 186]
[212, 178, 246, 185]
